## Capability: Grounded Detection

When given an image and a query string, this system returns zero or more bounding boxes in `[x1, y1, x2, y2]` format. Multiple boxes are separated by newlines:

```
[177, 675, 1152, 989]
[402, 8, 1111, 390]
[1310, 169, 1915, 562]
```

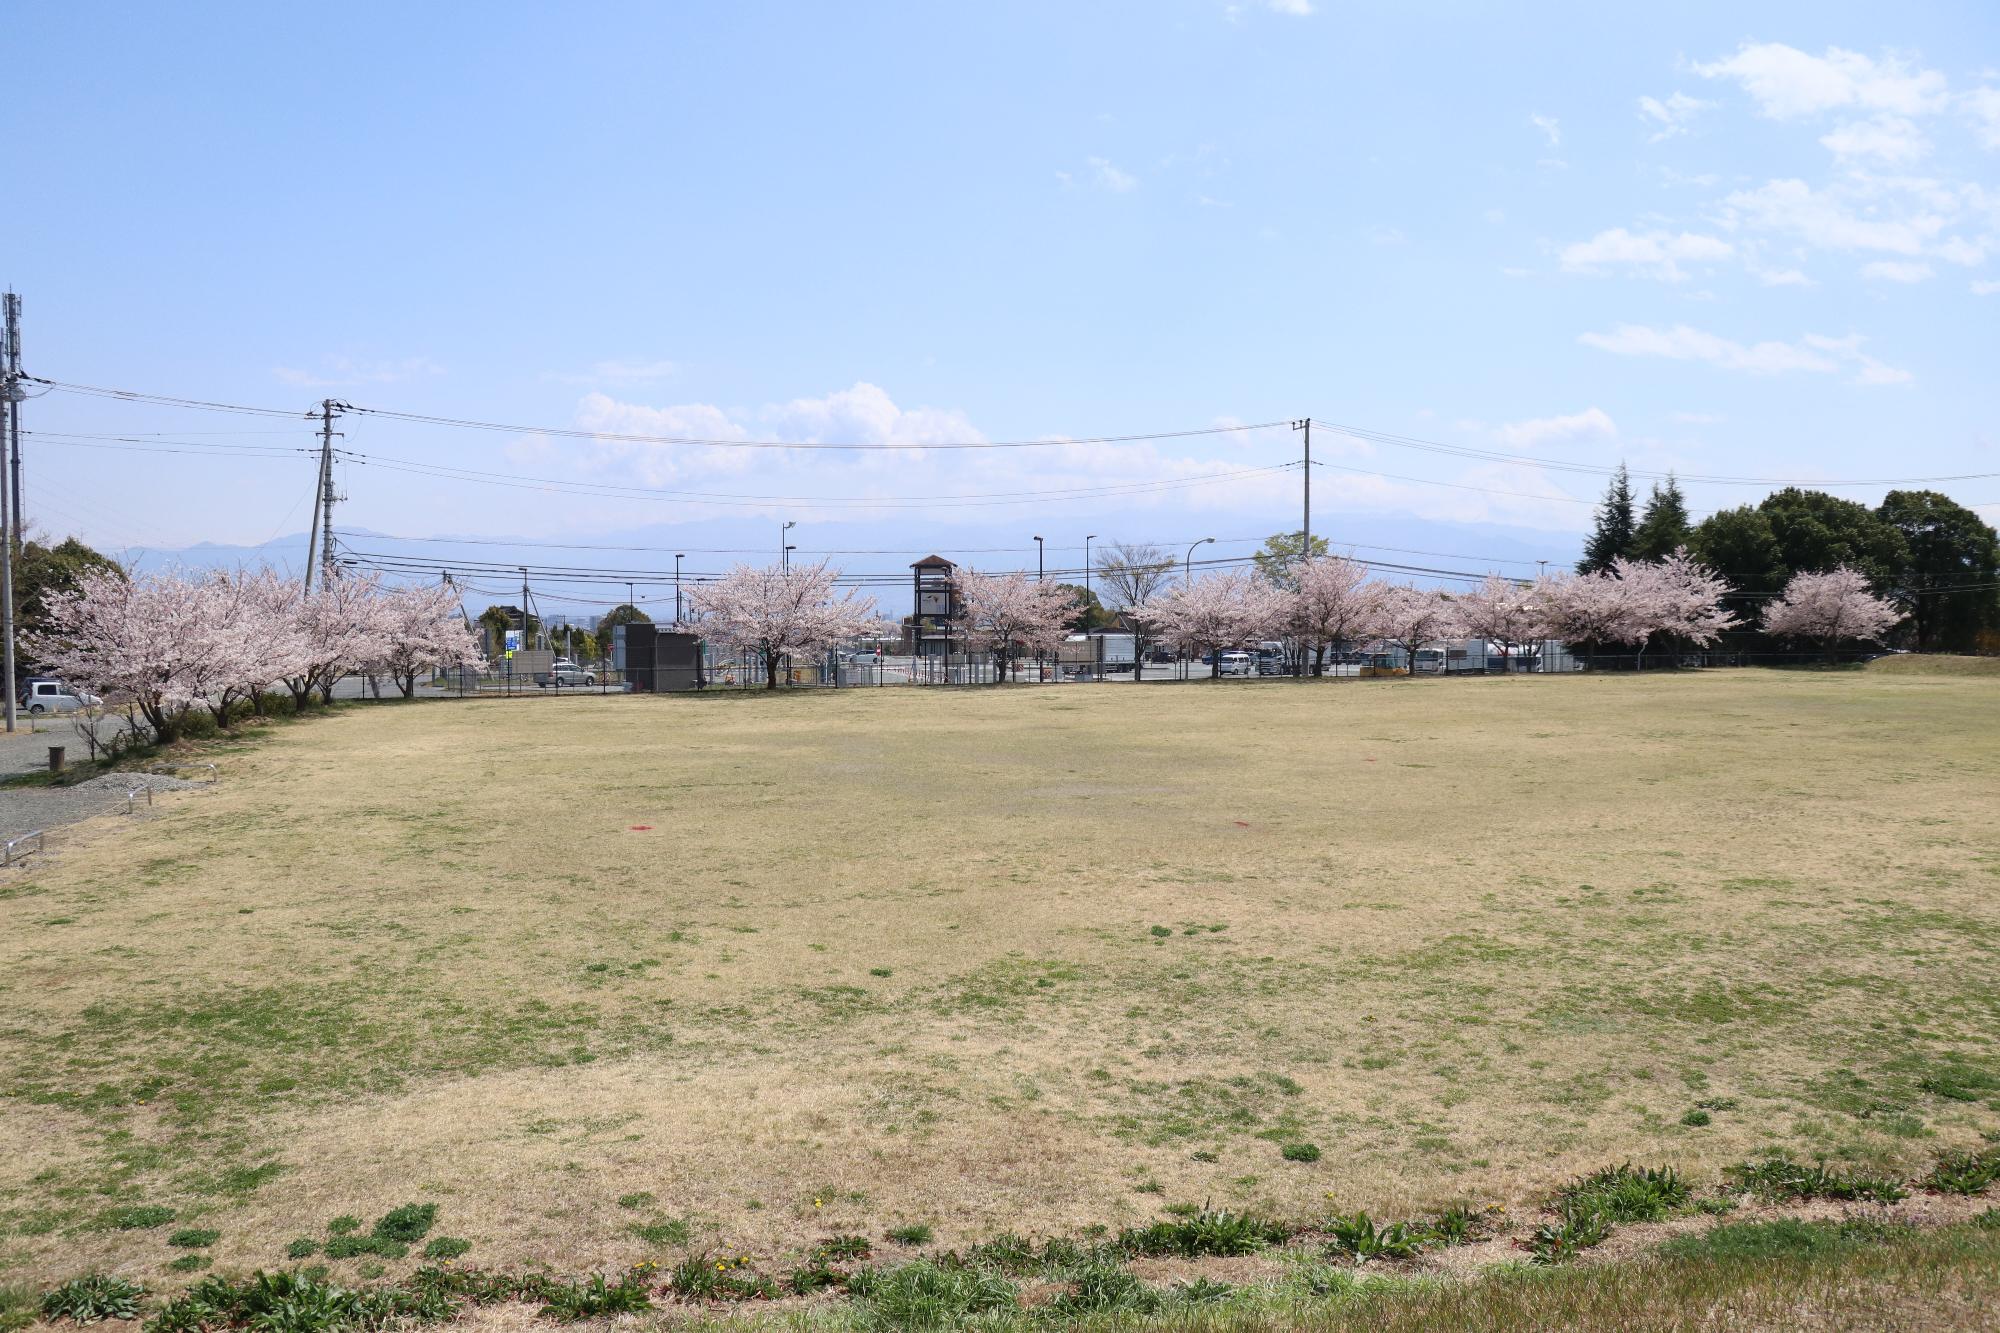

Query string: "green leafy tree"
[1757, 488, 1907, 589]
[1053, 583, 1113, 631]
[595, 603, 652, 643]
[14, 533, 123, 644]
[1877, 490, 2000, 653]
[1688, 506, 1787, 594]
[1630, 475, 1692, 561]
[1252, 530, 1330, 590]
[1578, 465, 1637, 573]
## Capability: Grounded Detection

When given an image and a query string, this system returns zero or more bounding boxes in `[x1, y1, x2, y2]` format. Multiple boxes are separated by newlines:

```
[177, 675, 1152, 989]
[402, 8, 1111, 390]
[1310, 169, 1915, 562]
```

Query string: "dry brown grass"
[2, 669, 1997, 1289]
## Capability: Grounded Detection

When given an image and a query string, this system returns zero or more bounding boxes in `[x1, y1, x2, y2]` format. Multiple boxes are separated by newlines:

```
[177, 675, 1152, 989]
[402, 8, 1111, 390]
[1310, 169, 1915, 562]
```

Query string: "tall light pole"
[674, 555, 684, 624]
[1185, 537, 1214, 680]
[781, 520, 796, 569]
[1085, 534, 1097, 612]
[1033, 536, 1043, 580]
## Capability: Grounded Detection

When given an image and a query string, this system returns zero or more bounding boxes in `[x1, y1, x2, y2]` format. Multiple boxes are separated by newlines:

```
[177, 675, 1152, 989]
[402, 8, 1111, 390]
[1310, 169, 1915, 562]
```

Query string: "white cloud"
[1637, 91, 1711, 141]
[1971, 279, 2000, 294]
[1529, 113, 1561, 147]
[1693, 43, 1950, 120]
[1263, 0, 1313, 13]
[1966, 87, 2000, 148]
[1086, 156, 1136, 192]
[1935, 236, 1988, 266]
[1559, 227, 1733, 280]
[1750, 263, 1814, 287]
[1494, 408, 1617, 448]
[1861, 259, 1935, 283]
[1718, 177, 1946, 255]
[1819, 116, 1930, 164]
[1579, 323, 1910, 384]
[273, 355, 444, 388]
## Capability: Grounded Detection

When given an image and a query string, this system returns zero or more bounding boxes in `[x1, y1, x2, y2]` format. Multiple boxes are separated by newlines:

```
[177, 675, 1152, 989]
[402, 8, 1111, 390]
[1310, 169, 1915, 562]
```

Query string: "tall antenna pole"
[1292, 418, 1311, 562]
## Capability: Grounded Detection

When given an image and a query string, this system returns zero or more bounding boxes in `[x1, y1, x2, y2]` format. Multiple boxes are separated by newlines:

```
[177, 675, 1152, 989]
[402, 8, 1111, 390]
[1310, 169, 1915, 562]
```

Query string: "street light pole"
[781, 521, 796, 570]
[675, 555, 684, 624]
[1185, 536, 1214, 680]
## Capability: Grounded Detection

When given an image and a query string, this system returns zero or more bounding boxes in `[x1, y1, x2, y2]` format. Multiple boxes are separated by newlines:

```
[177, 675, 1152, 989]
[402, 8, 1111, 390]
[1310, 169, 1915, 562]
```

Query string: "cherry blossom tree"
[368, 582, 486, 697]
[287, 572, 392, 706]
[1288, 556, 1386, 676]
[1536, 570, 1628, 665]
[687, 560, 879, 688]
[1451, 575, 1546, 670]
[956, 569, 1075, 683]
[1371, 584, 1461, 675]
[1138, 571, 1285, 678]
[26, 568, 210, 743]
[1760, 566, 1902, 658]
[1606, 550, 1738, 667]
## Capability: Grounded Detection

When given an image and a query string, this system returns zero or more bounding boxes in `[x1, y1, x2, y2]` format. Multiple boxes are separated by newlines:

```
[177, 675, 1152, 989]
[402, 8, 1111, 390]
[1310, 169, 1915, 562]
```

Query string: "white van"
[19, 678, 98, 714]
[1217, 651, 1254, 677]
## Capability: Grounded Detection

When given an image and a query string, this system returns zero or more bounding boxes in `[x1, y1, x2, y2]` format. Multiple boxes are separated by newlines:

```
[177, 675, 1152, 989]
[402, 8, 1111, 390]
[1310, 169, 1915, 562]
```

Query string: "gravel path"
[0, 770, 208, 849]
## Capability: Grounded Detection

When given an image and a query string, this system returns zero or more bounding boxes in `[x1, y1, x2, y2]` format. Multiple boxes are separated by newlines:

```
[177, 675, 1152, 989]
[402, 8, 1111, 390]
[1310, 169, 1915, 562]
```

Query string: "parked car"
[1217, 651, 1254, 677]
[535, 659, 597, 687]
[17, 677, 99, 714]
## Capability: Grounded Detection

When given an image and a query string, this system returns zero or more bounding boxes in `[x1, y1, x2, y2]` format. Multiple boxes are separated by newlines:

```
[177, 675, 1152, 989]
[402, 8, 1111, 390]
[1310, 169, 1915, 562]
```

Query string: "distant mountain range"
[121, 510, 1584, 616]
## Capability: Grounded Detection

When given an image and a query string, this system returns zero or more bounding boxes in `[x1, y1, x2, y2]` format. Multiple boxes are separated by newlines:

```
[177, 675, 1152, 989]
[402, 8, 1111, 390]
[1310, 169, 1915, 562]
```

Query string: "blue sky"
[7, 1, 1998, 603]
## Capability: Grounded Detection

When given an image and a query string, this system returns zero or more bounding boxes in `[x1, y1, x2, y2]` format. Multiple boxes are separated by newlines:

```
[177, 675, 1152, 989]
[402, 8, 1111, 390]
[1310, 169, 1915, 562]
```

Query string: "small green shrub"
[168, 1229, 220, 1250]
[1149, 926, 1173, 938]
[422, 1237, 472, 1260]
[165, 1256, 210, 1274]
[372, 1203, 437, 1244]
[1555, 1163, 1689, 1223]
[105, 1204, 177, 1231]
[40, 1276, 145, 1323]
[869, 967, 893, 977]
[539, 1273, 653, 1320]
[1280, 1142, 1321, 1163]
[326, 1216, 361, 1236]
[285, 1239, 319, 1260]
[1681, 1109, 1712, 1127]
[1324, 1211, 1422, 1262]
[886, 1223, 934, 1246]
[1922, 1147, 2000, 1196]
[1724, 1156, 1906, 1203]
[615, 1192, 655, 1210]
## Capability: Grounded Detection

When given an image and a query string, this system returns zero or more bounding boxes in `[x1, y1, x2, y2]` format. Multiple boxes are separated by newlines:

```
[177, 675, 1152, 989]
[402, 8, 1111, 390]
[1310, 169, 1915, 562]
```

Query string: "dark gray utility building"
[615, 624, 706, 692]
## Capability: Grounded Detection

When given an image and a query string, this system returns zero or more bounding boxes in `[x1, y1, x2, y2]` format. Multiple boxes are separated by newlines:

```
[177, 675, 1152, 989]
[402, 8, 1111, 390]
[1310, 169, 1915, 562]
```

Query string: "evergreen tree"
[1630, 474, 1692, 561]
[1577, 464, 1636, 573]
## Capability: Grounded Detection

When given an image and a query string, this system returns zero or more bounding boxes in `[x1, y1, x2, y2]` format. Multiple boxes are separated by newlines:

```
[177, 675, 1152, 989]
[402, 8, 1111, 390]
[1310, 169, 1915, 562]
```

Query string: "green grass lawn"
[1, 668, 1997, 1322]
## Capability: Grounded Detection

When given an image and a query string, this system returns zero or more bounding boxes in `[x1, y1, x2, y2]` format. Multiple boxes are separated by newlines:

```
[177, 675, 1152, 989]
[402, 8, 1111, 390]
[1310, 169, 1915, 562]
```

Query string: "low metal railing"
[3, 829, 45, 867]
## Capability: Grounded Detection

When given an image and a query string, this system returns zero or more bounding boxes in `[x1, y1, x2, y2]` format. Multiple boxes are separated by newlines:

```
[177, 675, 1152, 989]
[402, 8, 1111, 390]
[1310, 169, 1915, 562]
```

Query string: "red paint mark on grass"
[629, 825, 654, 831]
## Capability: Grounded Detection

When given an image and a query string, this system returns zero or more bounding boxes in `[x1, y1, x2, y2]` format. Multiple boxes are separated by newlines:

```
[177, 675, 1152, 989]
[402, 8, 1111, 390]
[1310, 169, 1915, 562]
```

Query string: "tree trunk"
[764, 648, 782, 689]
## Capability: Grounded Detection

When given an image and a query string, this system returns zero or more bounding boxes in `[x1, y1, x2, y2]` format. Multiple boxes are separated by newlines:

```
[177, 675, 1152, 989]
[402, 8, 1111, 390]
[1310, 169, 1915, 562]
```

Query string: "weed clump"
[1118, 1209, 1287, 1257]
[1922, 1147, 2000, 1196]
[1324, 1212, 1422, 1263]
[1280, 1142, 1321, 1163]
[105, 1205, 177, 1231]
[539, 1273, 653, 1320]
[845, 1260, 1017, 1327]
[1555, 1164, 1689, 1223]
[168, 1230, 220, 1250]
[421, 1238, 471, 1261]
[886, 1224, 934, 1246]
[40, 1276, 144, 1324]
[1724, 1156, 1906, 1203]
[372, 1204, 437, 1245]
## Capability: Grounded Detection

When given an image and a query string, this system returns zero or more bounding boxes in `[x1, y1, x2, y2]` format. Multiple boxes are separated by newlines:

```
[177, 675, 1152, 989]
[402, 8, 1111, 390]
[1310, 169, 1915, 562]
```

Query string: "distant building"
[909, 555, 958, 657]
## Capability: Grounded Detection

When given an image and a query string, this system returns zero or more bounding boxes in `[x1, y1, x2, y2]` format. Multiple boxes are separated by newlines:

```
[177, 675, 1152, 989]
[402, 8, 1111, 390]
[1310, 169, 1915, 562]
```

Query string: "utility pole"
[0, 315, 16, 734]
[675, 554, 684, 624]
[1292, 418, 1311, 562]
[5, 293, 21, 540]
[1034, 536, 1043, 580]
[318, 401, 342, 586]
[781, 520, 796, 570]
